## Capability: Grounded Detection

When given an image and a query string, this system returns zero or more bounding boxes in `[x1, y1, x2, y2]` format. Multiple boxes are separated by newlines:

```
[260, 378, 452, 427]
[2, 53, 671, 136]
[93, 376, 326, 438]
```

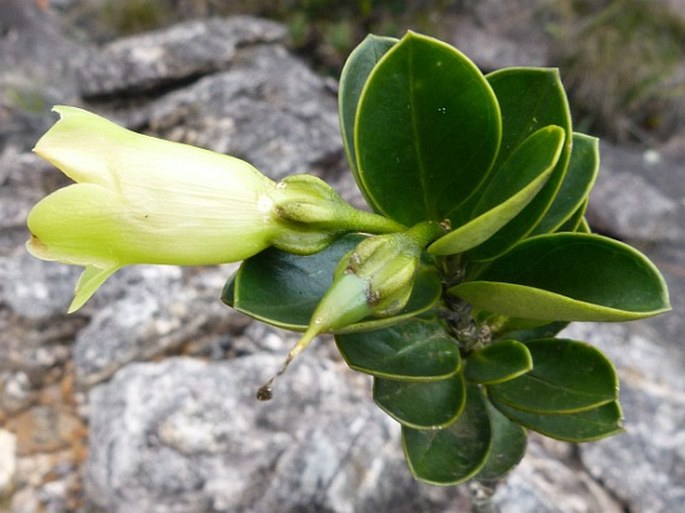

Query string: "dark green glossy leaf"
[355, 31, 501, 225]
[222, 234, 361, 326]
[491, 399, 624, 442]
[476, 402, 527, 480]
[465, 340, 532, 384]
[428, 125, 564, 255]
[451, 233, 671, 321]
[555, 199, 588, 233]
[335, 317, 461, 381]
[339, 34, 397, 181]
[468, 68, 573, 260]
[402, 384, 492, 485]
[495, 320, 569, 342]
[374, 373, 466, 429]
[576, 216, 591, 233]
[223, 234, 442, 332]
[532, 133, 599, 235]
[487, 338, 618, 414]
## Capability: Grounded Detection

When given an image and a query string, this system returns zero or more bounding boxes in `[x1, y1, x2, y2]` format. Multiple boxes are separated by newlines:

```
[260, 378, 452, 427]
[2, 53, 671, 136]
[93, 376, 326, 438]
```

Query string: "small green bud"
[341, 234, 419, 317]
[271, 174, 406, 248]
[258, 221, 445, 399]
[269, 228, 340, 256]
[316, 220, 445, 332]
[272, 174, 347, 226]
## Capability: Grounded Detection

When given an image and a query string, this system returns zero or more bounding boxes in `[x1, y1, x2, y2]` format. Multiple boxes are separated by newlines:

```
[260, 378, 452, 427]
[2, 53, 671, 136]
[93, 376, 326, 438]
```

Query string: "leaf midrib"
[408, 43, 434, 220]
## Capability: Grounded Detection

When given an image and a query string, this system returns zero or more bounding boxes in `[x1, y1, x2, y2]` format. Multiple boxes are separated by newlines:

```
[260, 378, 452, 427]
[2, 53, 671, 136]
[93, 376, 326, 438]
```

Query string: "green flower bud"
[273, 174, 347, 226]
[270, 174, 406, 254]
[257, 221, 445, 400]
[307, 221, 444, 333]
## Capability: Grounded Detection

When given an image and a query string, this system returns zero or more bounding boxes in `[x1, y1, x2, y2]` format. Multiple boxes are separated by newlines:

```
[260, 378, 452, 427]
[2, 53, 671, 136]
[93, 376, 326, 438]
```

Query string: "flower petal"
[69, 264, 120, 313]
[27, 183, 124, 268]
[34, 106, 275, 202]
[27, 180, 276, 267]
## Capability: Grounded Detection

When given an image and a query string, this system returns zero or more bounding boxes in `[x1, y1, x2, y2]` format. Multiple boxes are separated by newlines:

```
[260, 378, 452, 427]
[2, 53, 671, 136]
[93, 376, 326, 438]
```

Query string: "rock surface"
[77, 16, 287, 98]
[447, 0, 551, 70]
[1, 2, 684, 513]
[133, 43, 342, 181]
[587, 143, 685, 244]
[84, 353, 469, 513]
[0, 0, 86, 150]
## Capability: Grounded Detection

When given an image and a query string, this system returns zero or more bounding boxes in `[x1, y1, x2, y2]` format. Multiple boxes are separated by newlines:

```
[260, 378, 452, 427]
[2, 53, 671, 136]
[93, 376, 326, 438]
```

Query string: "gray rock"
[495, 438, 623, 513]
[0, 149, 73, 260]
[448, 18, 549, 71]
[589, 169, 680, 242]
[447, 0, 551, 71]
[556, 136, 685, 513]
[78, 16, 287, 98]
[0, 250, 80, 321]
[84, 330, 641, 513]
[72, 264, 245, 386]
[582, 385, 685, 513]
[85, 352, 469, 513]
[0, 0, 87, 150]
[587, 143, 685, 244]
[132, 43, 342, 181]
[72, 265, 185, 385]
[0, 161, 84, 405]
[0, 151, 45, 237]
[0, 0, 81, 75]
[586, 141, 685, 363]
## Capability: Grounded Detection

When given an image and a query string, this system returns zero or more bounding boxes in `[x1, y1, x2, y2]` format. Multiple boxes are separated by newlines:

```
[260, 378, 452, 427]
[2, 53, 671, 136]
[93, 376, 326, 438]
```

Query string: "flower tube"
[27, 107, 286, 312]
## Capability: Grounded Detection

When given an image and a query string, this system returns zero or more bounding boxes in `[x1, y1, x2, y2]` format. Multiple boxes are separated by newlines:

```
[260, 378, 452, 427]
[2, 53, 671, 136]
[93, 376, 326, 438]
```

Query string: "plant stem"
[343, 207, 406, 234]
[468, 480, 500, 513]
[405, 219, 447, 248]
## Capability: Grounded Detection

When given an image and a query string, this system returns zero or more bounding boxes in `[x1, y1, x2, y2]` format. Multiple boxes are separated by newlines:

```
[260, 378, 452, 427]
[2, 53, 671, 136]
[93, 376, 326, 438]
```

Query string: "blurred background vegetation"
[545, 0, 685, 143]
[53, 0, 685, 145]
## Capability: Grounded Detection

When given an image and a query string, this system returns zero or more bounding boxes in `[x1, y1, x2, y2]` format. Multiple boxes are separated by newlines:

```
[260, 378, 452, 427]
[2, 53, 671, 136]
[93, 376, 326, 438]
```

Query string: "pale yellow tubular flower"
[28, 106, 280, 312]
